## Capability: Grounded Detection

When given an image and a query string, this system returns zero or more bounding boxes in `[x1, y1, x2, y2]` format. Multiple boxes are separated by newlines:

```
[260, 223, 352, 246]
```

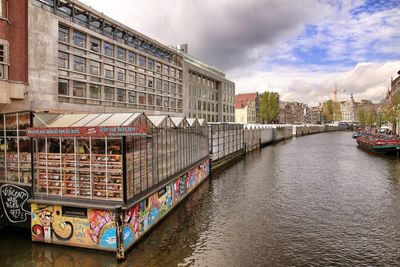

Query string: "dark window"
[73, 56, 85, 72]
[117, 68, 125, 81]
[58, 51, 68, 68]
[62, 206, 87, 218]
[147, 59, 154, 70]
[73, 31, 86, 48]
[58, 79, 69, 95]
[90, 37, 100, 52]
[117, 89, 126, 102]
[104, 43, 114, 57]
[90, 84, 101, 99]
[90, 60, 100, 75]
[58, 26, 68, 42]
[104, 87, 114, 101]
[139, 55, 145, 68]
[128, 91, 136, 103]
[128, 51, 136, 64]
[156, 96, 162, 106]
[73, 81, 86, 97]
[117, 47, 125, 61]
[104, 65, 114, 79]
[138, 93, 146, 105]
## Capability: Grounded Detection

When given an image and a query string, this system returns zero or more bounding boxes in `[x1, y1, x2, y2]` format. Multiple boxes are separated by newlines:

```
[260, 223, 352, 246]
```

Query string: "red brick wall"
[1, 0, 29, 83]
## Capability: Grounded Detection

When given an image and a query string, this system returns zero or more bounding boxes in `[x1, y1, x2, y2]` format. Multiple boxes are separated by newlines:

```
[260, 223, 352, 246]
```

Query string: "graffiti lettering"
[0, 184, 30, 223]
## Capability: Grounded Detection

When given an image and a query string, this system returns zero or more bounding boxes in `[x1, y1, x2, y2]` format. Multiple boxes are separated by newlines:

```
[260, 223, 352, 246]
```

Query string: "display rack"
[36, 152, 123, 200]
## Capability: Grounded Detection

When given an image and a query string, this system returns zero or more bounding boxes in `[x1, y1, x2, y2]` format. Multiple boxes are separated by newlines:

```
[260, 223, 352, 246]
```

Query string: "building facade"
[278, 101, 307, 124]
[0, 0, 235, 122]
[183, 52, 235, 122]
[307, 106, 322, 124]
[340, 94, 360, 122]
[234, 93, 257, 123]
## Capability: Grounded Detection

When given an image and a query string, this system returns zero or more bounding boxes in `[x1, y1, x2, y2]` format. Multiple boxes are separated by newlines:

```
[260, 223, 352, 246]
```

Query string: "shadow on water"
[2, 132, 400, 266]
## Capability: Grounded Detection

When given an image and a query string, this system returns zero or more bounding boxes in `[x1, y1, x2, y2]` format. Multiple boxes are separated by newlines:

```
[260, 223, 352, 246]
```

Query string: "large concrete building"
[0, 0, 235, 122]
[181, 48, 235, 122]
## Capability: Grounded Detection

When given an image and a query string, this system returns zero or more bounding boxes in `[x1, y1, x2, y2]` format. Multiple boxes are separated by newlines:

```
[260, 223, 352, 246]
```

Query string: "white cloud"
[79, 0, 400, 105]
[231, 61, 400, 106]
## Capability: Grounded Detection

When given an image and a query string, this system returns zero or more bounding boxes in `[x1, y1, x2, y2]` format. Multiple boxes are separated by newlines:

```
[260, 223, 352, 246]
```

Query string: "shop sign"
[26, 126, 148, 137]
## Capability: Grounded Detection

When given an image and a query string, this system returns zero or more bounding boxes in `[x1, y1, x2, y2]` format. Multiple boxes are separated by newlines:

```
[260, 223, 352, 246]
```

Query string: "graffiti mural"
[88, 210, 116, 249]
[31, 205, 74, 242]
[30, 160, 210, 252]
[0, 184, 30, 223]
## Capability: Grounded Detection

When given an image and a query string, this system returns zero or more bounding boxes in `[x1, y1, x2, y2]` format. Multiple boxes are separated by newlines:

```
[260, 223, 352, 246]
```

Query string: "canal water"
[2, 131, 400, 266]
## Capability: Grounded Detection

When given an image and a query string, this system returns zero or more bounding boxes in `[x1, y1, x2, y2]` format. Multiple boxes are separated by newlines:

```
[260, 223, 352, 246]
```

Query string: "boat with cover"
[357, 133, 400, 155]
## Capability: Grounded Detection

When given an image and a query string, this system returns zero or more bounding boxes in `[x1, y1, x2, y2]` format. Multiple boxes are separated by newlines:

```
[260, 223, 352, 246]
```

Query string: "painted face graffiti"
[31, 205, 74, 242]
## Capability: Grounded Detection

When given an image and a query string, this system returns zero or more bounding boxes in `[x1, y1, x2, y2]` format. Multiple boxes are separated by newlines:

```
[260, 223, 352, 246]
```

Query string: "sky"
[81, 0, 400, 106]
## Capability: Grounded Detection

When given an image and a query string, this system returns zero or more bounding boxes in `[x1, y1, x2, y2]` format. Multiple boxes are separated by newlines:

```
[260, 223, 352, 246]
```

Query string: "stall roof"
[44, 113, 145, 127]
[147, 115, 170, 128]
[197, 119, 207, 126]
[186, 118, 199, 127]
[170, 117, 187, 127]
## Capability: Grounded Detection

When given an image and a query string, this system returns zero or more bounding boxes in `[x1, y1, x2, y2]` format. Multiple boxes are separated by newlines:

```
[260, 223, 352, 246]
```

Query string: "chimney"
[178, 44, 188, 54]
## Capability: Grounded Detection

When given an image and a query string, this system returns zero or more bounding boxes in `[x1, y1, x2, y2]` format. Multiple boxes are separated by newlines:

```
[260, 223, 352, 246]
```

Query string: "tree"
[322, 100, 341, 122]
[385, 93, 400, 134]
[366, 110, 377, 127]
[322, 100, 334, 122]
[358, 108, 366, 126]
[258, 91, 279, 123]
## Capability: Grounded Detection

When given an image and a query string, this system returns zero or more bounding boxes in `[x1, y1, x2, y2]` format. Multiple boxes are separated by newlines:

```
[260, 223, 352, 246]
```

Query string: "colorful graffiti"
[30, 160, 210, 252]
[31, 205, 74, 242]
[88, 210, 116, 249]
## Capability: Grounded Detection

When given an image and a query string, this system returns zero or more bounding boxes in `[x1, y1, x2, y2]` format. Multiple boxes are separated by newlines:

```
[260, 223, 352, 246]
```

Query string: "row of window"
[58, 79, 182, 108]
[190, 72, 218, 90]
[59, 51, 182, 93]
[189, 85, 219, 101]
[59, 26, 182, 79]
[188, 113, 220, 122]
[36, 0, 178, 64]
[190, 99, 219, 113]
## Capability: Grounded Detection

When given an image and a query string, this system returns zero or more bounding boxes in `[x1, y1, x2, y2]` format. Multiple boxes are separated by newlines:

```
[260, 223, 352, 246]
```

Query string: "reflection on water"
[2, 132, 400, 266]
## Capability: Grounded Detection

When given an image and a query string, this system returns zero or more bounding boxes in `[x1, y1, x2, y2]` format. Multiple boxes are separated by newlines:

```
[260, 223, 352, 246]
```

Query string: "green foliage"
[385, 93, 400, 133]
[322, 100, 342, 122]
[358, 108, 366, 126]
[366, 110, 377, 127]
[258, 91, 279, 123]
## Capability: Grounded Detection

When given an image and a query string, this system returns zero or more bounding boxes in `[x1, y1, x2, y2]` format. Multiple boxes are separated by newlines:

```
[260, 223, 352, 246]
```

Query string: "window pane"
[90, 37, 100, 52]
[128, 51, 136, 64]
[73, 56, 86, 72]
[58, 51, 69, 68]
[104, 64, 114, 79]
[58, 26, 68, 42]
[147, 59, 154, 70]
[148, 94, 154, 105]
[139, 55, 145, 68]
[117, 89, 126, 102]
[90, 60, 100, 75]
[128, 91, 136, 103]
[73, 31, 86, 48]
[117, 68, 125, 81]
[138, 93, 146, 105]
[58, 79, 69, 95]
[104, 86, 114, 101]
[117, 47, 125, 61]
[104, 43, 114, 57]
[90, 84, 101, 99]
[73, 81, 86, 97]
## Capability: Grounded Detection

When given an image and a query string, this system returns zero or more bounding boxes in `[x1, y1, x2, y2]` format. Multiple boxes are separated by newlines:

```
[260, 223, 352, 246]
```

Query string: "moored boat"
[356, 134, 400, 155]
